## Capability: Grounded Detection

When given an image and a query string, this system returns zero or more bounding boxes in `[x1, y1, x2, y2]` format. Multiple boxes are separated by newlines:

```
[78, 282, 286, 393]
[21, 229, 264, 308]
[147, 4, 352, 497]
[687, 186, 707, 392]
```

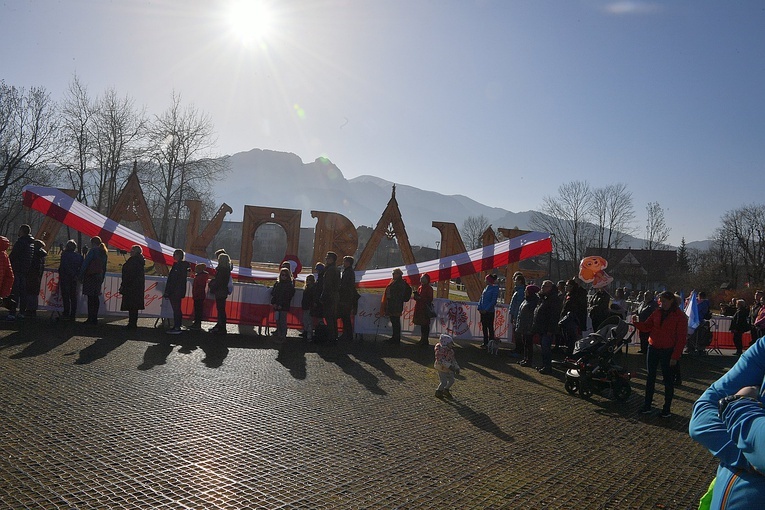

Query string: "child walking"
[434, 334, 460, 399]
[190, 263, 209, 330]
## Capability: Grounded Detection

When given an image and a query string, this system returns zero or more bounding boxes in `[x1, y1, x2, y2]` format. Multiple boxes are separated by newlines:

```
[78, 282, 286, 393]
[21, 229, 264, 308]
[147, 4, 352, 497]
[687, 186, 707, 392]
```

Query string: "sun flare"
[226, 1, 276, 46]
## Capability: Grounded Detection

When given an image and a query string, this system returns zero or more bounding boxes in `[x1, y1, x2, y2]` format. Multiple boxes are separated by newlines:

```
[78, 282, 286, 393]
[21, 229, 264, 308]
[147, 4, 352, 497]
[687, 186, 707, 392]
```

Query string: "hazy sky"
[3, 0, 765, 245]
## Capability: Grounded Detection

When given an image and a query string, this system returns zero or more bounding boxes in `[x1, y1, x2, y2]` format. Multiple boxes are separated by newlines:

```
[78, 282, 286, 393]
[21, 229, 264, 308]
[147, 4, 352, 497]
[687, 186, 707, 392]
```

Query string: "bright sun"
[226, 1, 276, 46]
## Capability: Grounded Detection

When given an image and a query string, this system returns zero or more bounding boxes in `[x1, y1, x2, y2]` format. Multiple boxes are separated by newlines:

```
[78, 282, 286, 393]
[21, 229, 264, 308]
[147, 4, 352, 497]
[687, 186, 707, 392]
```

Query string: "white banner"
[354, 294, 512, 341]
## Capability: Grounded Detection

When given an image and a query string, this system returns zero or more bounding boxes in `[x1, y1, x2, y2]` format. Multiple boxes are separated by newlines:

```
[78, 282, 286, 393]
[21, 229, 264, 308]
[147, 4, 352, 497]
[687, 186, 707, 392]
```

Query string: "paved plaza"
[0, 317, 728, 509]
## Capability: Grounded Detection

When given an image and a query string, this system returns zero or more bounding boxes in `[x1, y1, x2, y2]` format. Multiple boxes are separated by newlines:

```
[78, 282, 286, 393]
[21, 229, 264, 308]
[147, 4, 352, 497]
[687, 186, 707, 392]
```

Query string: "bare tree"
[531, 180, 595, 276]
[590, 183, 636, 258]
[644, 201, 670, 251]
[57, 74, 94, 204]
[0, 82, 59, 230]
[460, 214, 490, 250]
[90, 88, 146, 213]
[145, 92, 228, 245]
[716, 204, 765, 286]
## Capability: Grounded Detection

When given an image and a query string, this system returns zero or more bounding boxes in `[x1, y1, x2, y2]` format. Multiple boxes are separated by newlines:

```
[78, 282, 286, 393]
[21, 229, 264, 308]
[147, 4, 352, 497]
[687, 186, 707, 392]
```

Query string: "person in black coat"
[382, 268, 412, 344]
[321, 251, 341, 342]
[58, 240, 83, 321]
[119, 245, 145, 330]
[163, 249, 190, 334]
[517, 285, 540, 367]
[560, 278, 587, 353]
[7, 224, 35, 319]
[25, 239, 47, 317]
[337, 255, 357, 341]
[532, 280, 562, 374]
[729, 299, 751, 356]
[208, 251, 232, 335]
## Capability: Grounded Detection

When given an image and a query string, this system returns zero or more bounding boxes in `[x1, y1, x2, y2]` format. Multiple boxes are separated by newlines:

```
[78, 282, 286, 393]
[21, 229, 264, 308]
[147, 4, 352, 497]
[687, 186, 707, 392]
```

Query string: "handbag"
[427, 302, 437, 318]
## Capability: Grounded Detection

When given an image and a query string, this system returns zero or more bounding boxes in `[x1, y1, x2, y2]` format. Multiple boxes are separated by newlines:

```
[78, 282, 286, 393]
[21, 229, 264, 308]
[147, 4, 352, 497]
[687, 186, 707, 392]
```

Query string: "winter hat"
[439, 334, 453, 346]
[392, 268, 403, 276]
[525, 284, 540, 294]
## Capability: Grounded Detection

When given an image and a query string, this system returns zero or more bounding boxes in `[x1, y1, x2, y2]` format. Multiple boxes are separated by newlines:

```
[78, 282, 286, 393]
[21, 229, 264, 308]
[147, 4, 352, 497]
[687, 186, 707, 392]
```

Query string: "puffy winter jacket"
[690, 337, 765, 509]
[477, 284, 499, 313]
[633, 306, 687, 360]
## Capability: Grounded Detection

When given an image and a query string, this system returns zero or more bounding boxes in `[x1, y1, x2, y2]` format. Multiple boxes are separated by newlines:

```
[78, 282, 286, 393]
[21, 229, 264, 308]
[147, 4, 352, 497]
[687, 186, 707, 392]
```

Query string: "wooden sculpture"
[310, 211, 359, 265]
[354, 185, 417, 283]
[184, 200, 233, 257]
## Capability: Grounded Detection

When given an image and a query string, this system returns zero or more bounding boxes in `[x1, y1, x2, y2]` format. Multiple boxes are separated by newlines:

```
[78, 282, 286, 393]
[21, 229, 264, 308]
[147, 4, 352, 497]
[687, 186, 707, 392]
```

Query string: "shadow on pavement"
[276, 341, 306, 380]
[198, 338, 230, 368]
[445, 397, 514, 442]
[76, 337, 128, 365]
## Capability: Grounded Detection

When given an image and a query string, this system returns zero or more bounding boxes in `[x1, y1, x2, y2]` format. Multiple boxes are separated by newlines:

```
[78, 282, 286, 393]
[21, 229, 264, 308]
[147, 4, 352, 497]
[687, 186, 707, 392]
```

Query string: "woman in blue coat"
[689, 337, 765, 508]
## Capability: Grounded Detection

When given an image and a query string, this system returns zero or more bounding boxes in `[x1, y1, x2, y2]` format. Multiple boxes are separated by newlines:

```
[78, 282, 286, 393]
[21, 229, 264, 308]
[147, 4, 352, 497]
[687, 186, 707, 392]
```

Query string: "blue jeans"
[275, 310, 288, 337]
[645, 346, 675, 412]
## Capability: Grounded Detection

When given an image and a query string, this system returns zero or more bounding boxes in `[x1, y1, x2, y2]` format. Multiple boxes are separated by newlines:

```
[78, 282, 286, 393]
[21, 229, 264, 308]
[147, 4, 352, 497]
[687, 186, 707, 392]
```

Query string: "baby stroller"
[557, 317, 633, 401]
[686, 319, 713, 354]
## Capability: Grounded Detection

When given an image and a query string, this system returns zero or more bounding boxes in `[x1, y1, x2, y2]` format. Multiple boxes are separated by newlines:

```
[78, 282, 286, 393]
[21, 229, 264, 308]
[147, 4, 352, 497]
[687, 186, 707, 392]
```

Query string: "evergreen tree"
[677, 237, 690, 273]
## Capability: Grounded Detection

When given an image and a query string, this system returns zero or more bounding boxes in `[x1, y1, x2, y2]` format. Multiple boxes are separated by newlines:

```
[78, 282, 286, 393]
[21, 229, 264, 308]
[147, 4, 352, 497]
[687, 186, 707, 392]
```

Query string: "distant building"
[583, 247, 677, 292]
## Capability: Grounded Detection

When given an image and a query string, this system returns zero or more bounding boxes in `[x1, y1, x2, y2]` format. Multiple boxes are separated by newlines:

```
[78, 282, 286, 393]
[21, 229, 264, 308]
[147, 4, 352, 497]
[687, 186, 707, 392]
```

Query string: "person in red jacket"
[632, 290, 688, 418]
[0, 236, 15, 305]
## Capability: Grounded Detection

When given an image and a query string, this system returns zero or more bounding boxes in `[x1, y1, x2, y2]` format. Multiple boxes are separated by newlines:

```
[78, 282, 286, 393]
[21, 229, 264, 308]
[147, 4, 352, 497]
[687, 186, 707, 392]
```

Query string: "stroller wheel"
[579, 382, 593, 399]
[564, 378, 579, 395]
[613, 380, 632, 401]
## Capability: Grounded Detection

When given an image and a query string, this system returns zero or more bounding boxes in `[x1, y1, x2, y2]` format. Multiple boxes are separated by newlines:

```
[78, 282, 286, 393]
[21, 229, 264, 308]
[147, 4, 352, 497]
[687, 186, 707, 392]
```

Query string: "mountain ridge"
[220, 148, 702, 250]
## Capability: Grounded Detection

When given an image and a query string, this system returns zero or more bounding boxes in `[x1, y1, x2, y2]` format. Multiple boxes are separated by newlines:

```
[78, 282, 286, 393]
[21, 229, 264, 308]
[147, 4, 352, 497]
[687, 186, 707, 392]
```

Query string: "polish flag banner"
[22, 186, 552, 287]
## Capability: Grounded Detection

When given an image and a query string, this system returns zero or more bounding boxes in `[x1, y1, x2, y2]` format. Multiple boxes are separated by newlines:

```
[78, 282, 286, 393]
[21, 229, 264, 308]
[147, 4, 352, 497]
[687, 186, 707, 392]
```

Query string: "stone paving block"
[0, 317, 726, 508]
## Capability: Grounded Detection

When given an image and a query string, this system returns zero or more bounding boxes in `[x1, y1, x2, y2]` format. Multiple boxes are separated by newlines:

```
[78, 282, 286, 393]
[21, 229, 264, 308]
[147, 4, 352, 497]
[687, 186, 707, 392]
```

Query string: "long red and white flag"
[22, 186, 552, 287]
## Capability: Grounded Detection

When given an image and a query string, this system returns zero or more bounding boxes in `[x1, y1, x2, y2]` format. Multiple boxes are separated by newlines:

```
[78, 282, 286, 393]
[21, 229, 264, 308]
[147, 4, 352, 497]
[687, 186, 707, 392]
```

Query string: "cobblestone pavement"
[0, 316, 729, 509]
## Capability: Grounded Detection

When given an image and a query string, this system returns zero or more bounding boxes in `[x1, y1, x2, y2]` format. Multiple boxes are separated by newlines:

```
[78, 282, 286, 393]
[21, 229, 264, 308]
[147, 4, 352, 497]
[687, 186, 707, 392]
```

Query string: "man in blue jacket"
[689, 337, 765, 508]
[477, 274, 499, 349]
